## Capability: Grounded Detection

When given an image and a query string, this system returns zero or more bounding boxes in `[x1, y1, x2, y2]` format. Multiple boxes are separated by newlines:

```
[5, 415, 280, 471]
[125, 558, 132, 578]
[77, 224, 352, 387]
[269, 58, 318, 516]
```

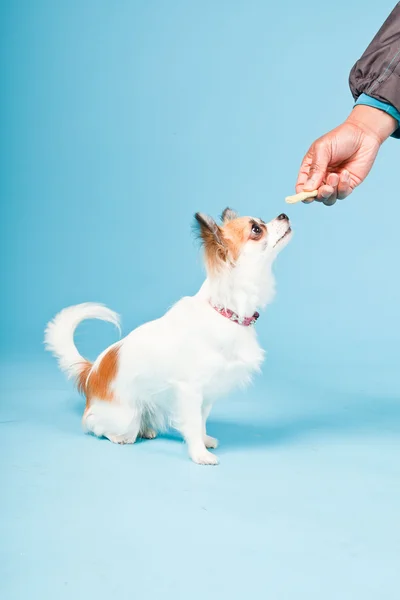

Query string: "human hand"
[296, 105, 397, 206]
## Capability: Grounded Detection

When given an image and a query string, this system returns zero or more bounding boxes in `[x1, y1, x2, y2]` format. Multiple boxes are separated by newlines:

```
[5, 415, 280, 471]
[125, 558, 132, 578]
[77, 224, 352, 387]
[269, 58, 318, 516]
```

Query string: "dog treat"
[285, 190, 318, 204]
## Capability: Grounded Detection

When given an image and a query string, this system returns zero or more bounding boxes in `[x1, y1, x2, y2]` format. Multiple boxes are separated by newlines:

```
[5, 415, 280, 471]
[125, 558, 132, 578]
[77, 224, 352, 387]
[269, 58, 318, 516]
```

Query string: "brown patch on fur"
[223, 217, 267, 260]
[77, 345, 120, 408]
[223, 217, 251, 259]
[195, 211, 267, 273]
[77, 361, 92, 396]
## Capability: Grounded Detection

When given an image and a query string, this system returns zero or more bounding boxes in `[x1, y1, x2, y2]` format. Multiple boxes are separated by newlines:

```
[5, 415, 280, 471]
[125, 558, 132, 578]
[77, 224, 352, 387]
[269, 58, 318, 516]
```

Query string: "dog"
[45, 208, 292, 464]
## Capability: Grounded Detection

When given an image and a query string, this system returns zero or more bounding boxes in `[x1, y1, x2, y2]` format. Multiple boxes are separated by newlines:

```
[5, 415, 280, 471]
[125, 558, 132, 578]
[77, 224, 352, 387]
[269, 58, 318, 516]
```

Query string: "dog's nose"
[277, 213, 288, 221]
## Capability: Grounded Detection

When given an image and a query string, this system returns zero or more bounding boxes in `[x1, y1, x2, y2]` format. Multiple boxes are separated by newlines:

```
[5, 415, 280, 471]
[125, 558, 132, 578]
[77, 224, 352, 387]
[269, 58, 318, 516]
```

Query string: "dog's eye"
[251, 224, 262, 235]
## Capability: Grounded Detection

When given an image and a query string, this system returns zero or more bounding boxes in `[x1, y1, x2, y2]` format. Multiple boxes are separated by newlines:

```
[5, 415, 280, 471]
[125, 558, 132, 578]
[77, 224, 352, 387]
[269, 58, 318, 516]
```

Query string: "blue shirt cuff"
[354, 94, 400, 139]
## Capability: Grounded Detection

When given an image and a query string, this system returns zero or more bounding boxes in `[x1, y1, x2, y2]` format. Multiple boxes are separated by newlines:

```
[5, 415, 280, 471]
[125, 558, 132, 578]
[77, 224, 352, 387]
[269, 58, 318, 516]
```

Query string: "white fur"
[45, 214, 291, 464]
[44, 303, 120, 379]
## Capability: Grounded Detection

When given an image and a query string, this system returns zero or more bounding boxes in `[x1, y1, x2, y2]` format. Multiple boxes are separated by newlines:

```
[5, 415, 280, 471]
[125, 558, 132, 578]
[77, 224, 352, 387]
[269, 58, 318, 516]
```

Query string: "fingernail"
[330, 174, 339, 187]
[321, 188, 333, 199]
[342, 170, 350, 182]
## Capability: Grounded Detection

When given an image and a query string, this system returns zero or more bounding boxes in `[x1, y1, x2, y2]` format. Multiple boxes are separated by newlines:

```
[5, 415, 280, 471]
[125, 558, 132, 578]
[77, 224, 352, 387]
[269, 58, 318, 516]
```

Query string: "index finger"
[296, 166, 309, 194]
[295, 154, 318, 203]
[295, 151, 312, 193]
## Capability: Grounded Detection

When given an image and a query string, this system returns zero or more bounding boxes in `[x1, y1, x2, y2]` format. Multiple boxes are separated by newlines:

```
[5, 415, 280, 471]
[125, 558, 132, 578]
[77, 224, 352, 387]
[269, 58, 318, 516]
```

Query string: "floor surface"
[1, 358, 400, 600]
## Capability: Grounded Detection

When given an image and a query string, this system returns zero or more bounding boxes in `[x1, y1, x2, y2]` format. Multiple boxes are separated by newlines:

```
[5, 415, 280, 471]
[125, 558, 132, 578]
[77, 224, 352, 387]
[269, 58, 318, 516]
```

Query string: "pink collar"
[210, 302, 259, 327]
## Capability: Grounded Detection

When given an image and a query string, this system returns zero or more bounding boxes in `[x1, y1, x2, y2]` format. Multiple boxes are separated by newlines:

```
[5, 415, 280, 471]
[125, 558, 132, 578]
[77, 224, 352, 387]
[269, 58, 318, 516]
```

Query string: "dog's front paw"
[106, 433, 137, 445]
[204, 435, 219, 449]
[190, 449, 219, 466]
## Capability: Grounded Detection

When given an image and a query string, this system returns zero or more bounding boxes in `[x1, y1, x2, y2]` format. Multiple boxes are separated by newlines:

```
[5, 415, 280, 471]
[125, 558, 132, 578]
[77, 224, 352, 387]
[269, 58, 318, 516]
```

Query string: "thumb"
[303, 141, 331, 191]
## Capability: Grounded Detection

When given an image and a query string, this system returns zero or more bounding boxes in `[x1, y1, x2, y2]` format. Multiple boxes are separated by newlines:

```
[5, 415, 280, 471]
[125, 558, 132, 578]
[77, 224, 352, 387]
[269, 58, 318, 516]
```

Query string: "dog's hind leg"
[83, 400, 141, 445]
[139, 426, 157, 439]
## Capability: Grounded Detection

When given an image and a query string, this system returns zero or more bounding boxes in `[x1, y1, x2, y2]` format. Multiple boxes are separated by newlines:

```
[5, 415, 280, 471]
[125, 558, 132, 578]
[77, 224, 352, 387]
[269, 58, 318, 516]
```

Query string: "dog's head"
[194, 208, 292, 311]
[194, 208, 292, 274]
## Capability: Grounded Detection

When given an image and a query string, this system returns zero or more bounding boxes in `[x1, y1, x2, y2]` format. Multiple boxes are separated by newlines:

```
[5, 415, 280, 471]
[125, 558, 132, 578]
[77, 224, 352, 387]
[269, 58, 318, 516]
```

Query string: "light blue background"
[1, 1, 400, 599]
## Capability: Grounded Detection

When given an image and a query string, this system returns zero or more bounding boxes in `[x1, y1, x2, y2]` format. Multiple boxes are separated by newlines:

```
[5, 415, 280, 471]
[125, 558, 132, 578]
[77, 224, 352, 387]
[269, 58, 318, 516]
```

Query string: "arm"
[349, 2, 400, 138]
[296, 4, 400, 205]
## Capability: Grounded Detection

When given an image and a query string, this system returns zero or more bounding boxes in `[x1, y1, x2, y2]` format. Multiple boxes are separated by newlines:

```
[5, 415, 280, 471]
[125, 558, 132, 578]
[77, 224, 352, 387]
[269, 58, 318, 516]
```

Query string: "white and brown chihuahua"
[45, 209, 292, 465]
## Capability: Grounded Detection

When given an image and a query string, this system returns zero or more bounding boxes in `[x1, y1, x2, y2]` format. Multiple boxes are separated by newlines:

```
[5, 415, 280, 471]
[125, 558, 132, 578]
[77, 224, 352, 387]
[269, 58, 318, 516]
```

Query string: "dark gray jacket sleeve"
[349, 3, 400, 114]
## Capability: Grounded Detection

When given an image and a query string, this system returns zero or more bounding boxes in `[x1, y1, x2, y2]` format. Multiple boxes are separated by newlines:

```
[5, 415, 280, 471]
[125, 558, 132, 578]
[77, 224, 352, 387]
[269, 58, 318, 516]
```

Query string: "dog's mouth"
[273, 227, 292, 248]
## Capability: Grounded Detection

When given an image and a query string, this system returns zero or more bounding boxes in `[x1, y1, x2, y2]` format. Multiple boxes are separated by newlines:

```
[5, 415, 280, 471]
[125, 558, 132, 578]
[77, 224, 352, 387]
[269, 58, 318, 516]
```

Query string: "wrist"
[346, 105, 397, 144]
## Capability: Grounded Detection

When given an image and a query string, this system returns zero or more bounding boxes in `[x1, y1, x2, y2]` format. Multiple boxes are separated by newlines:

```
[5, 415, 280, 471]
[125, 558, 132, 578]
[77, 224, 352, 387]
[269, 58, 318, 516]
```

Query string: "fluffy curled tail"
[44, 303, 120, 381]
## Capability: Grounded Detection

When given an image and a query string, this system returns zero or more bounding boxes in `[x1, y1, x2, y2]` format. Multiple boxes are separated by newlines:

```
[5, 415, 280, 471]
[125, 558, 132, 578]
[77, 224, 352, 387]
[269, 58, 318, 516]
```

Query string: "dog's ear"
[194, 213, 224, 246]
[194, 212, 228, 267]
[220, 207, 238, 223]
